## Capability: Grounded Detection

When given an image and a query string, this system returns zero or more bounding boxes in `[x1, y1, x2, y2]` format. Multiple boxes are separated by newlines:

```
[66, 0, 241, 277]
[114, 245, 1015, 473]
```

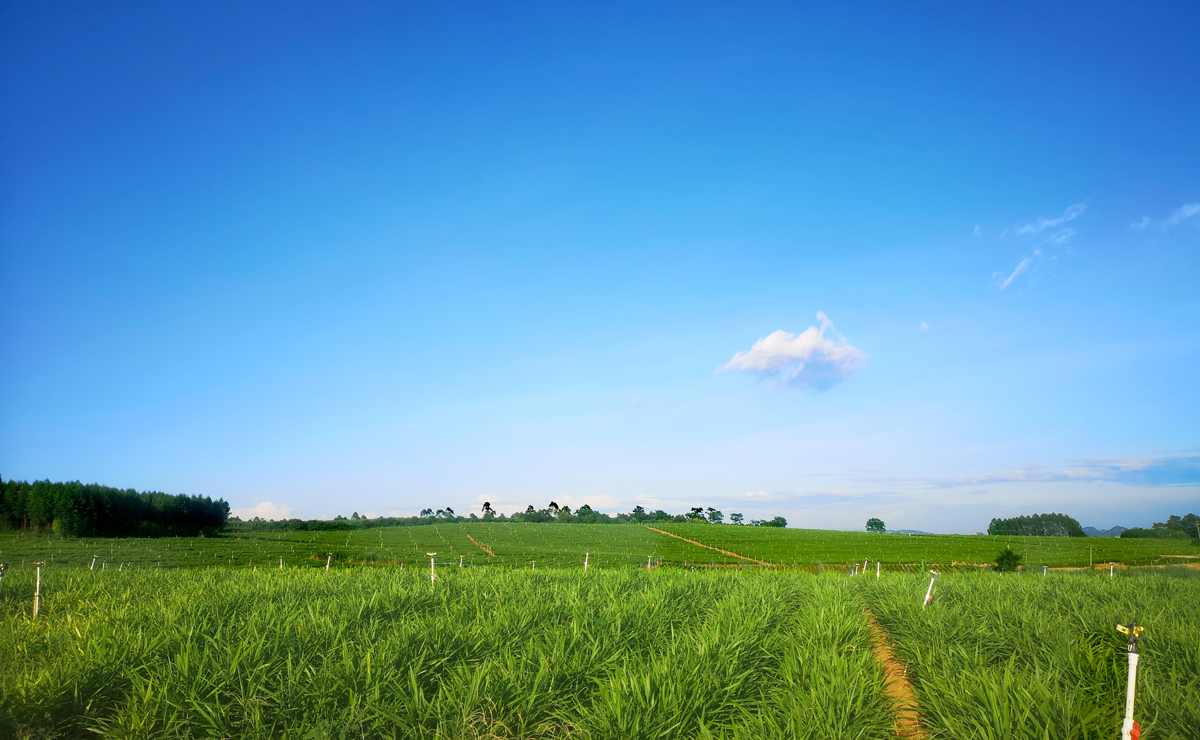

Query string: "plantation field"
[2, 523, 1196, 576]
[2, 566, 1197, 739]
[863, 570, 1200, 740]
[654, 523, 1200, 569]
[2, 568, 893, 739]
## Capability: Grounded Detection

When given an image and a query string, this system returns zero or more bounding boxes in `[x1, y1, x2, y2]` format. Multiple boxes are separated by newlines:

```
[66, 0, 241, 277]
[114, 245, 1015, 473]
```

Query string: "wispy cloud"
[719, 312, 867, 389]
[1134, 202, 1200, 229]
[1009, 202, 1086, 236]
[871, 454, 1200, 489]
[231, 501, 293, 520]
[999, 256, 1033, 290]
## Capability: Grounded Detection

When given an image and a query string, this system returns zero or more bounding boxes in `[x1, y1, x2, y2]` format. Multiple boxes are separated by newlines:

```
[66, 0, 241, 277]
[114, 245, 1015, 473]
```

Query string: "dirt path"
[643, 526, 770, 566]
[465, 533, 494, 557]
[866, 612, 927, 739]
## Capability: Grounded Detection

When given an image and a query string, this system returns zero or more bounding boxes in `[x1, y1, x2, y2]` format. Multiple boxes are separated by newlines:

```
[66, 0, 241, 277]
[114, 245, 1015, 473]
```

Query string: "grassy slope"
[1, 569, 892, 740]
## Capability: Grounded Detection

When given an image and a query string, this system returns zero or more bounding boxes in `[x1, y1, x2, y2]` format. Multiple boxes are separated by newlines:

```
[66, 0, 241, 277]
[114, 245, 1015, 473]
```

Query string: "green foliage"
[0, 569, 894, 739]
[863, 570, 1200, 740]
[866, 517, 886, 533]
[995, 546, 1023, 571]
[1121, 513, 1200, 539]
[0, 479, 228, 537]
[988, 512, 1086, 537]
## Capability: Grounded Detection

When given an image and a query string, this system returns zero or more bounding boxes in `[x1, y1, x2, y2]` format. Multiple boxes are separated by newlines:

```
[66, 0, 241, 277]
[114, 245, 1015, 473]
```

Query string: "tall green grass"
[862, 570, 1200, 740]
[1, 568, 893, 739]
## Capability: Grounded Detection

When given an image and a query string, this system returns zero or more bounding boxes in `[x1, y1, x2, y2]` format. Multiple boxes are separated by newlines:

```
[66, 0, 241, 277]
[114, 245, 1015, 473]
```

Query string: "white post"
[532, 561, 535, 570]
[863, 558, 868, 573]
[647, 556, 651, 570]
[584, 549, 589, 571]
[90, 555, 96, 571]
[876, 561, 880, 578]
[34, 562, 44, 617]
[1121, 651, 1140, 740]
[280, 557, 283, 569]
[1043, 566, 1047, 576]
[428, 553, 437, 583]
[325, 554, 331, 571]
[459, 556, 463, 568]
[922, 571, 938, 609]
[1110, 563, 1114, 578]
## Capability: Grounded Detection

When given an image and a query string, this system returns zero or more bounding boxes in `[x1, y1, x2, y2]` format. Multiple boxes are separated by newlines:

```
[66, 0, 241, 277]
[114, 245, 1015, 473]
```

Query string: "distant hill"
[1082, 526, 1128, 538]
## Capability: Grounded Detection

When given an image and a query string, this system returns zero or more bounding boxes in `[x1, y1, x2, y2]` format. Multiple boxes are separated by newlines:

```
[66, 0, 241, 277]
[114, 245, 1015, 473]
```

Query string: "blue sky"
[2, 1, 1198, 532]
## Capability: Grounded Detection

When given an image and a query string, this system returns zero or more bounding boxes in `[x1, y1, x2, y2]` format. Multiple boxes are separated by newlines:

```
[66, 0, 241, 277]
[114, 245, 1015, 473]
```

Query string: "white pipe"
[923, 573, 937, 609]
[326, 554, 332, 571]
[876, 561, 880, 578]
[584, 549, 589, 571]
[1121, 651, 1140, 740]
[1110, 563, 1114, 577]
[34, 563, 42, 617]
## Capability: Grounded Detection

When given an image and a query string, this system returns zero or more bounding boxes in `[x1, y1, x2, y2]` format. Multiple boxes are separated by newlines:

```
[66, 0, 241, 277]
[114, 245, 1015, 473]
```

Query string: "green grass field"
[2, 523, 1196, 575]
[3, 521, 1198, 739]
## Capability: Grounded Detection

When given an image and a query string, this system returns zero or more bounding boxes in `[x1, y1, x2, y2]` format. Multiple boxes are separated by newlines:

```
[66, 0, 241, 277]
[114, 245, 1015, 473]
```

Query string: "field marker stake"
[90, 555, 96, 570]
[922, 571, 938, 609]
[1110, 563, 1114, 577]
[1116, 623, 1145, 740]
[34, 561, 44, 617]
[427, 553, 437, 583]
[876, 560, 880, 578]
[326, 553, 332, 571]
[0, 563, 8, 592]
[584, 549, 589, 571]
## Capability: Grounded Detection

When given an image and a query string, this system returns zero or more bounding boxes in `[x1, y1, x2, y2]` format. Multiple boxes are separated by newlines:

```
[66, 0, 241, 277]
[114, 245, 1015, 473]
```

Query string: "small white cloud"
[999, 257, 1033, 290]
[1011, 202, 1086, 236]
[1130, 203, 1199, 230]
[973, 225, 984, 236]
[719, 312, 867, 389]
[920, 322, 929, 331]
[1167, 202, 1200, 226]
[231, 501, 293, 520]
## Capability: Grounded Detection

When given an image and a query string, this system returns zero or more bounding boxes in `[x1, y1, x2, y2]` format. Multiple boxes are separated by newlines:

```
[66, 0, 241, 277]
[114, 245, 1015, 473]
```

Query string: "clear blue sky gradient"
[2, 1, 1198, 532]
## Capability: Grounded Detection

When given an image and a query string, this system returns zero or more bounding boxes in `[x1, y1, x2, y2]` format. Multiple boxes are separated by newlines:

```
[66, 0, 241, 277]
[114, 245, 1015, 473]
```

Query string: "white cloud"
[999, 257, 1032, 290]
[1011, 202, 1086, 236]
[920, 322, 929, 331]
[1130, 202, 1199, 230]
[973, 225, 984, 236]
[231, 501, 293, 520]
[719, 312, 867, 389]
[1167, 202, 1200, 226]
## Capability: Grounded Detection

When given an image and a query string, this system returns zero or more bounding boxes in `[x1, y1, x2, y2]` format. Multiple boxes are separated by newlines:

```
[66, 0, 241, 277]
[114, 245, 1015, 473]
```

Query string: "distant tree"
[560, 505, 572, 517]
[351, 512, 360, 520]
[481, 502, 493, 517]
[730, 513, 744, 525]
[707, 509, 724, 524]
[753, 516, 787, 528]
[444, 507, 455, 517]
[988, 513, 1084, 537]
[548, 501, 560, 515]
[866, 518, 886, 533]
[630, 505, 647, 522]
[995, 546, 1023, 572]
[687, 506, 706, 522]
[1121, 512, 1199, 539]
[525, 505, 536, 515]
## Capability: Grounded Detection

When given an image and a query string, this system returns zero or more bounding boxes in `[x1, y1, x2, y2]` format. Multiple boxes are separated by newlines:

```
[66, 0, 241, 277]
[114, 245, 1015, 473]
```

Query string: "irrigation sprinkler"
[427, 553, 437, 583]
[922, 570, 939, 610]
[1116, 622, 1145, 740]
[325, 553, 332, 571]
[33, 561, 45, 617]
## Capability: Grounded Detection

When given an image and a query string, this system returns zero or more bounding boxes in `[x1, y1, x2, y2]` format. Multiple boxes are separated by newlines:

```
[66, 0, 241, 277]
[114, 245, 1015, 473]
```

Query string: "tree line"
[987, 512, 1085, 537]
[227, 502, 787, 531]
[0, 478, 229, 537]
[1120, 512, 1199, 539]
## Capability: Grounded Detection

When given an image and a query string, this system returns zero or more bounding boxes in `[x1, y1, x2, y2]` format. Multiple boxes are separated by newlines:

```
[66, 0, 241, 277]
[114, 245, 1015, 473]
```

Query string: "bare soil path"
[465, 533, 495, 556]
[643, 526, 770, 566]
[866, 612, 927, 739]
